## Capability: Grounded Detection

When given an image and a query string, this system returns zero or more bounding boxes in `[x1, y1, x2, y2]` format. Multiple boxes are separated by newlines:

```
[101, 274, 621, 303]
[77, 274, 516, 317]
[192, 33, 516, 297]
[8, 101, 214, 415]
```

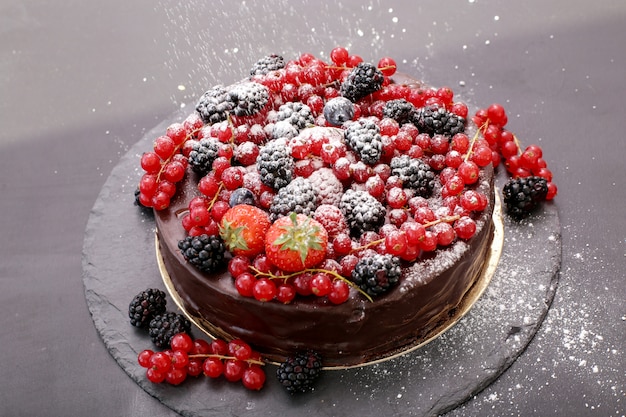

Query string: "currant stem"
[206, 182, 224, 213]
[512, 133, 523, 156]
[464, 120, 489, 162]
[421, 215, 460, 228]
[188, 353, 265, 366]
[155, 126, 200, 182]
[248, 266, 374, 302]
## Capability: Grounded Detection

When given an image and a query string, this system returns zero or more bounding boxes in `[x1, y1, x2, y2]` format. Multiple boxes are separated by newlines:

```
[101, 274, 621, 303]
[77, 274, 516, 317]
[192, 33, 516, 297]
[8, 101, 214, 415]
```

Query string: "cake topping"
[249, 53, 286, 76]
[268, 176, 318, 221]
[339, 189, 386, 237]
[264, 212, 328, 272]
[352, 253, 402, 297]
[256, 138, 294, 190]
[323, 96, 355, 126]
[412, 103, 466, 138]
[340, 62, 385, 102]
[177, 234, 226, 273]
[195, 85, 232, 125]
[219, 204, 271, 258]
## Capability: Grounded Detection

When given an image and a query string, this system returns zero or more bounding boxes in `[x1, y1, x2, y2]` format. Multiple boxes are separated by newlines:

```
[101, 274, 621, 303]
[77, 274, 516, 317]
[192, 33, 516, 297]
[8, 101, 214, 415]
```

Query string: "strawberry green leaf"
[273, 213, 323, 265]
[219, 219, 250, 252]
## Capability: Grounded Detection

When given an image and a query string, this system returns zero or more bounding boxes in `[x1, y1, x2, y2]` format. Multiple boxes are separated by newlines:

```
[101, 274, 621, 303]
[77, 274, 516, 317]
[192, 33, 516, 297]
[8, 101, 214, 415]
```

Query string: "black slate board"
[82, 108, 561, 417]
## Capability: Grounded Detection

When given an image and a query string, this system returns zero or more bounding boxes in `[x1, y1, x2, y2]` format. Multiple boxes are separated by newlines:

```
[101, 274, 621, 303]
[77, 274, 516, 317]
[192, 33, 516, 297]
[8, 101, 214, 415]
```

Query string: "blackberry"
[188, 137, 220, 175]
[352, 254, 402, 297]
[250, 54, 285, 76]
[382, 99, 416, 124]
[412, 104, 466, 137]
[227, 81, 269, 117]
[196, 85, 233, 124]
[276, 351, 323, 394]
[344, 118, 383, 165]
[389, 155, 437, 197]
[339, 189, 386, 236]
[148, 312, 192, 349]
[340, 62, 384, 102]
[270, 102, 315, 131]
[269, 177, 318, 221]
[128, 288, 167, 328]
[502, 176, 548, 220]
[256, 138, 294, 190]
[178, 234, 226, 273]
[133, 187, 153, 214]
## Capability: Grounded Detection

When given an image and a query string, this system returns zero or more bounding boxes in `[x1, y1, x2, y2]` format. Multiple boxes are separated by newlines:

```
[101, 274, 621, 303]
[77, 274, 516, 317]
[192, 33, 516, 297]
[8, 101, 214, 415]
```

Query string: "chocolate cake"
[155, 168, 495, 367]
[138, 48, 500, 368]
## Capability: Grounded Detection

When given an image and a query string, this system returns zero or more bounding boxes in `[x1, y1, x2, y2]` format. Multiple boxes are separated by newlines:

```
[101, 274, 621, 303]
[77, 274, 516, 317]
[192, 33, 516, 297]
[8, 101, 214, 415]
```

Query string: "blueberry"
[229, 187, 256, 207]
[323, 97, 355, 126]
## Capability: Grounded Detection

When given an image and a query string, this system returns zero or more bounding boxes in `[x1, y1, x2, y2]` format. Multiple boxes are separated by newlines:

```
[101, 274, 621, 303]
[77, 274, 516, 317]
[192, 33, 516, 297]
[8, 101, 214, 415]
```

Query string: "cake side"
[155, 163, 495, 367]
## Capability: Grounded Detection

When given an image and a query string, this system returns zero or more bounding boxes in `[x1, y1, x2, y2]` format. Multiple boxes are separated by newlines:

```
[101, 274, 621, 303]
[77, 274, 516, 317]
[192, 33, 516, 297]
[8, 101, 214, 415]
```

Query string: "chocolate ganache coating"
[155, 164, 495, 368]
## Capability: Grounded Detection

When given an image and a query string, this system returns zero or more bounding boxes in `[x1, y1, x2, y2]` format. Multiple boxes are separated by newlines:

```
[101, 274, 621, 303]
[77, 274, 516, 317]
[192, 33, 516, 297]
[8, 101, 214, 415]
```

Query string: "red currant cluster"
[473, 103, 557, 200]
[227, 254, 355, 305]
[138, 333, 266, 390]
[137, 114, 204, 210]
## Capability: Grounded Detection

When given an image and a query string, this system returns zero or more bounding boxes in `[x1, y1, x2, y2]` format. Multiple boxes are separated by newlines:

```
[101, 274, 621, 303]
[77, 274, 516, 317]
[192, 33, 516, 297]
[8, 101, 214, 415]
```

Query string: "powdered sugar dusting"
[401, 241, 469, 289]
[308, 167, 344, 207]
[449, 226, 625, 416]
[327, 188, 561, 416]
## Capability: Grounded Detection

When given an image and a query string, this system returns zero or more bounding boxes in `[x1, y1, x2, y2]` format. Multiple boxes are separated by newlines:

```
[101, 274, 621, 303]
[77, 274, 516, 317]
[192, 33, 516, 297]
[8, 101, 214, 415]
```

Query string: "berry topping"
[344, 117, 383, 165]
[195, 85, 232, 124]
[256, 138, 294, 190]
[250, 54, 285, 76]
[412, 104, 466, 138]
[339, 189, 386, 237]
[351, 253, 402, 297]
[269, 177, 318, 221]
[178, 234, 226, 273]
[340, 62, 385, 102]
[188, 138, 220, 175]
[323, 96, 355, 126]
[382, 98, 416, 124]
[269, 101, 315, 134]
[219, 205, 271, 258]
[389, 154, 437, 197]
[229, 187, 256, 207]
[227, 81, 270, 118]
[264, 212, 329, 272]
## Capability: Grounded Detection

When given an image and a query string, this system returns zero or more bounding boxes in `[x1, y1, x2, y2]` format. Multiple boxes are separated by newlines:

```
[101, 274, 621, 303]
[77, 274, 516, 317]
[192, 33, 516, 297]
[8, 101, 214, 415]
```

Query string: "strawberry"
[219, 204, 271, 258]
[264, 213, 329, 273]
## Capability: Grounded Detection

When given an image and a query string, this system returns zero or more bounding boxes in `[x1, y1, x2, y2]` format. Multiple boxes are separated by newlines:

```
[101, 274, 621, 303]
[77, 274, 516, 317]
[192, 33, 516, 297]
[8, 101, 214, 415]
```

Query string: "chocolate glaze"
[155, 165, 494, 367]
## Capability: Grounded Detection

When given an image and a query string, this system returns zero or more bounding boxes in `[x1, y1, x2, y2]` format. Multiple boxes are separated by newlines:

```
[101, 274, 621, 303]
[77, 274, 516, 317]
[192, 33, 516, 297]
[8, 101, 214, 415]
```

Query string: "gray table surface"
[1, 1, 624, 416]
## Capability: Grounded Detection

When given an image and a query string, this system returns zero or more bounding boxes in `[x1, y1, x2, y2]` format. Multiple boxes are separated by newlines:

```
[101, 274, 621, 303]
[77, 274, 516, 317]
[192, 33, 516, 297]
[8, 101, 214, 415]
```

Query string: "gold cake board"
[157, 196, 504, 370]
